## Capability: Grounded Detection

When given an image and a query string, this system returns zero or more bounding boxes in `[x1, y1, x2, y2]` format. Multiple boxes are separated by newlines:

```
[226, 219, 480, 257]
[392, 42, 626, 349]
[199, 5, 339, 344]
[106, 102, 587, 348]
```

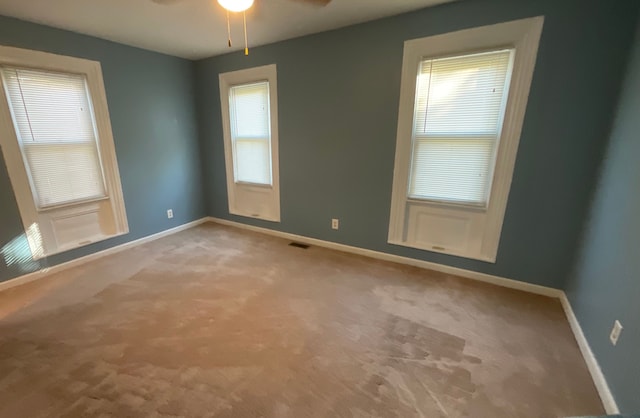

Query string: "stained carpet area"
[0, 223, 604, 417]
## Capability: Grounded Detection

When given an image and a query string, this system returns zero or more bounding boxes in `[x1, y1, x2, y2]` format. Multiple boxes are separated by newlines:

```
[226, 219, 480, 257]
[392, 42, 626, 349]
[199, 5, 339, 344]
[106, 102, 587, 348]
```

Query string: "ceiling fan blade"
[291, 0, 332, 6]
[150, 0, 186, 5]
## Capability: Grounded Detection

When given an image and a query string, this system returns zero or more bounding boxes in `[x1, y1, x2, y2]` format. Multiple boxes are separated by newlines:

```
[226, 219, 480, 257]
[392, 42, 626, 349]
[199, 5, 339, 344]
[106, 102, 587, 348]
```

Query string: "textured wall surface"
[566, 17, 640, 413]
[195, 0, 639, 288]
[0, 16, 205, 283]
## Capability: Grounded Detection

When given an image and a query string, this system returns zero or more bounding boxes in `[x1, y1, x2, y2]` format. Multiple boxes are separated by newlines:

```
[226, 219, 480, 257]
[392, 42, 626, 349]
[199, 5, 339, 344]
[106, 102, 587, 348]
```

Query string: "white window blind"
[1, 67, 106, 208]
[229, 81, 272, 185]
[409, 49, 514, 205]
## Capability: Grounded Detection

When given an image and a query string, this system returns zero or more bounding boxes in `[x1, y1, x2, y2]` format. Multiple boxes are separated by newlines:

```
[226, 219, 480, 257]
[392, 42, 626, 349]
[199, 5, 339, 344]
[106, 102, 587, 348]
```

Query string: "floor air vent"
[289, 242, 310, 249]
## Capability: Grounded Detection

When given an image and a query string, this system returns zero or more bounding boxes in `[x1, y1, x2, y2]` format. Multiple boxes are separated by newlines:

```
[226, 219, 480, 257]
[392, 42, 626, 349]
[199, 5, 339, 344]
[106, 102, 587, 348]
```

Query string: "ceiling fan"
[216, 0, 333, 55]
[151, 0, 332, 8]
[151, 0, 332, 54]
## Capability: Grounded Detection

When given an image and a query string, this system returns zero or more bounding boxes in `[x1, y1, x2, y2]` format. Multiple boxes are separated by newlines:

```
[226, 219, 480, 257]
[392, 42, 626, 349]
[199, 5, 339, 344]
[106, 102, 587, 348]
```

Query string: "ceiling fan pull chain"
[226, 9, 232, 47]
[243, 10, 249, 55]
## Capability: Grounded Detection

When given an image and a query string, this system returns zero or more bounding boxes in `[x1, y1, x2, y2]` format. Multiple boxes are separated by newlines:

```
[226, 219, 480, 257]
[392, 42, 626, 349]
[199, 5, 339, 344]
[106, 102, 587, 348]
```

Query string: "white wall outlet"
[331, 218, 339, 230]
[167, 209, 174, 219]
[610, 320, 623, 346]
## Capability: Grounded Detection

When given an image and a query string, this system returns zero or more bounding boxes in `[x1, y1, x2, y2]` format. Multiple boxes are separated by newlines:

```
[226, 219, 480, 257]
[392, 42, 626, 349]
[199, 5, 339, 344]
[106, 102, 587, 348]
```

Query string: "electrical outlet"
[331, 218, 339, 230]
[167, 209, 174, 219]
[610, 320, 623, 346]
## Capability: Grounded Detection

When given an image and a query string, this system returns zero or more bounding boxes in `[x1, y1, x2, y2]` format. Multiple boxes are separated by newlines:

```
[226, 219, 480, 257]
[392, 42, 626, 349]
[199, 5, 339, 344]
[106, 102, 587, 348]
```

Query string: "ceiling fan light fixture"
[217, 0, 254, 12]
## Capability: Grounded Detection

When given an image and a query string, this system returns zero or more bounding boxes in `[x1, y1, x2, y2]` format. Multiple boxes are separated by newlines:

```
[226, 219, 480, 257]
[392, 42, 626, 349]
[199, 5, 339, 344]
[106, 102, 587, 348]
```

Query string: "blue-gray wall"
[0, 16, 205, 283]
[195, 0, 639, 288]
[565, 16, 640, 413]
[0, 0, 638, 412]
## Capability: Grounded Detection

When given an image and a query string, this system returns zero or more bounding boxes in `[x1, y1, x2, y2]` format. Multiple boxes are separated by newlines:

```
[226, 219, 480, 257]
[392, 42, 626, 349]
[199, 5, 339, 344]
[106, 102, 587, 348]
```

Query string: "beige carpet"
[0, 223, 604, 417]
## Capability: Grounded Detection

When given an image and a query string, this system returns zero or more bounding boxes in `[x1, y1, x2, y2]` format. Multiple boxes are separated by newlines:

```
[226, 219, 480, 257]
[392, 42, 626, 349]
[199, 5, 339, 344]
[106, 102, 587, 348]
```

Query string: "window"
[409, 49, 513, 206]
[2, 68, 106, 208]
[219, 64, 280, 222]
[0, 46, 128, 259]
[229, 81, 272, 185]
[388, 17, 543, 262]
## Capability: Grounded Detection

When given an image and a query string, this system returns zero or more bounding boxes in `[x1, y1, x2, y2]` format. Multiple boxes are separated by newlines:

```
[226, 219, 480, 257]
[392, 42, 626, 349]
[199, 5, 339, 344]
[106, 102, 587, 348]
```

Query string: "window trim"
[0, 46, 128, 259]
[388, 17, 544, 262]
[219, 64, 281, 222]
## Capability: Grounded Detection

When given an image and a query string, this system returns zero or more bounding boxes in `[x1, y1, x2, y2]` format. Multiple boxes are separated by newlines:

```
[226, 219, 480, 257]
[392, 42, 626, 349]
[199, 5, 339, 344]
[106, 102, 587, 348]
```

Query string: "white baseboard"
[0, 217, 209, 293]
[206, 217, 562, 298]
[559, 292, 619, 414]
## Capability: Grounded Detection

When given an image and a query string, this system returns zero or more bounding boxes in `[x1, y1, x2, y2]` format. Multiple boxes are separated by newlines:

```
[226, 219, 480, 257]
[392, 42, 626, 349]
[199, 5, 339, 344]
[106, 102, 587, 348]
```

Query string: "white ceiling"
[0, 0, 455, 60]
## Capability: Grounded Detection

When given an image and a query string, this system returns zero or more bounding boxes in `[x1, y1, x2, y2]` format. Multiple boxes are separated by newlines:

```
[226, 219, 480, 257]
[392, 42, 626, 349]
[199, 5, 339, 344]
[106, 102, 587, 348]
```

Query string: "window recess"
[388, 18, 543, 262]
[219, 64, 280, 222]
[0, 46, 128, 259]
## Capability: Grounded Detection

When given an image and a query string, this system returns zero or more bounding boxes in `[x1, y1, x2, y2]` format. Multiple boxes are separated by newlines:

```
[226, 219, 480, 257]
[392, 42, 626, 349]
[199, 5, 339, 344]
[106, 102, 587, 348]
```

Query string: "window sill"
[235, 181, 273, 189]
[31, 229, 129, 261]
[388, 238, 496, 263]
[230, 210, 280, 223]
[37, 195, 110, 212]
[406, 197, 488, 212]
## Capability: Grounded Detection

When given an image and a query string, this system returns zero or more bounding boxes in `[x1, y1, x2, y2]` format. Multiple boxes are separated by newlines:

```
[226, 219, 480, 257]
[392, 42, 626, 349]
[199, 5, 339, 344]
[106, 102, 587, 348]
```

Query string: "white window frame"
[0, 46, 128, 259]
[219, 64, 281, 222]
[388, 17, 544, 262]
